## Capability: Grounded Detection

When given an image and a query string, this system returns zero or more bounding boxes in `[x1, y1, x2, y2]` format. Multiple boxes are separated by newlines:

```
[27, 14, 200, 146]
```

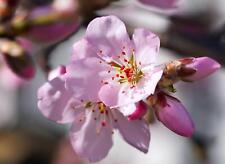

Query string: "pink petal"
[185, 57, 221, 81]
[65, 57, 110, 102]
[85, 16, 132, 62]
[48, 65, 66, 81]
[71, 39, 98, 61]
[155, 94, 195, 137]
[70, 111, 113, 162]
[37, 76, 82, 123]
[119, 103, 137, 116]
[114, 110, 150, 153]
[99, 69, 163, 107]
[138, 0, 178, 9]
[132, 28, 160, 66]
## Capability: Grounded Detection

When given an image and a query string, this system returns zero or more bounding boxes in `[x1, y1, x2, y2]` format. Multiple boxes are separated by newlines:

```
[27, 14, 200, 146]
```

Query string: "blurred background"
[0, 0, 224, 163]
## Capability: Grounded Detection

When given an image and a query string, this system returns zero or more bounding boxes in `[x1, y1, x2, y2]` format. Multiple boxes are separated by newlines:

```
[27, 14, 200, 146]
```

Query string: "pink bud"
[183, 57, 220, 81]
[155, 93, 195, 137]
[128, 101, 148, 120]
[138, 0, 178, 9]
[27, 6, 80, 44]
[48, 65, 66, 81]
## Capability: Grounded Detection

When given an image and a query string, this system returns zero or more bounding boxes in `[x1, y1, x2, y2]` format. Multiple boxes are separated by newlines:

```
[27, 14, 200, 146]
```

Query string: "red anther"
[122, 51, 126, 55]
[94, 117, 97, 120]
[101, 121, 106, 126]
[99, 61, 102, 63]
[120, 76, 125, 78]
[99, 50, 103, 53]
[92, 109, 95, 112]
[120, 65, 125, 70]
[130, 85, 135, 89]
[114, 119, 118, 122]
[116, 74, 119, 77]
[124, 68, 133, 78]
[104, 82, 109, 84]
[112, 76, 115, 80]
[108, 70, 111, 73]
[124, 59, 128, 62]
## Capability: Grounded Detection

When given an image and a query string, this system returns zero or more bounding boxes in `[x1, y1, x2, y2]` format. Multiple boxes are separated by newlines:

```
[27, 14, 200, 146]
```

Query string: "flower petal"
[133, 28, 160, 66]
[184, 57, 221, 81]
[114, 110, 150, 153]
[65, 57, 111, 102]
[71, 39, 98, 61]
[48, 65, 66, 81]
[85, 16, 132, 62]
[70, 111, 113, 162]
[155, 94, 195, 137]
[37, 76, 82, 123]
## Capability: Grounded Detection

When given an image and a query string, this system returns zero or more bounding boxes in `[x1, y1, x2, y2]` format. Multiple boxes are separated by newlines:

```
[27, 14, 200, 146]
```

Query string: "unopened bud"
[0, 39, 35, 79]
[128, 101, 148, 120]
[180, 57, 221, 81]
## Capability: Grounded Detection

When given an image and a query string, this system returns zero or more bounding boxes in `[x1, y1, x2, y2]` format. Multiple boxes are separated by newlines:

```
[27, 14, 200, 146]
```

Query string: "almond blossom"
[69, 15, 163, 108]
[37, 66, 150, 162]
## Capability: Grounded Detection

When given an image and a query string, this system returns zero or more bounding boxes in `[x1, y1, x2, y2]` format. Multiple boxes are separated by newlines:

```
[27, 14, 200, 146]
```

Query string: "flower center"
[76, 100, 118, 134]
[109, 52, 144, 87]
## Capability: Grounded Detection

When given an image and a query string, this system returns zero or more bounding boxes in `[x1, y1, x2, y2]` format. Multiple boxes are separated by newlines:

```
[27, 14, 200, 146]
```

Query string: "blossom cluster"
[37, 16, 220, 162]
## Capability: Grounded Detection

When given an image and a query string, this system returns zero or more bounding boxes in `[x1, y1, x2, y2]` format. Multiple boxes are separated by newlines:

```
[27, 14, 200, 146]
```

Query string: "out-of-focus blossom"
[152, 92, 195, 137]
[179, 57, 221, 81]
[37, 66, 150, 162]
[0, 39, 35, 79]
[26, 0, 80, 45]
[0, 0, 20, 21]
[137, 0, 179, 9]
[0, 57, 26, 89]
[70, 16, 163, 108]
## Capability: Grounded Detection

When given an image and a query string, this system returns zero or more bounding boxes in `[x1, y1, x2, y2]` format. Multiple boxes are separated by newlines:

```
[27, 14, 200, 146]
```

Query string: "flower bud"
[180, 57, 221, 81]
[0, 39, 35, 79]
[138, 0, 178, 9]
[128, 101, 148, 120]
[154, 92, 195, 137]
[26, 5, 80, 44]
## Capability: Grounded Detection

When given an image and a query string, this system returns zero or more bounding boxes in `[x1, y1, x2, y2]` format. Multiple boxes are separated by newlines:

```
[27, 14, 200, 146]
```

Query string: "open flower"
[37, 66, 150, 162]
[69, 15, 163, 108]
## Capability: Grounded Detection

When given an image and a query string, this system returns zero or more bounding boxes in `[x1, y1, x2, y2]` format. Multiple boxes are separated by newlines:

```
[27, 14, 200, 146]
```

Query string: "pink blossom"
[138, 0, 178, 9]
[37, 66, 150, 162]
[69, 16, 163, 108]
[180, 57, 221, 81]
[154, 92, 194, 137]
